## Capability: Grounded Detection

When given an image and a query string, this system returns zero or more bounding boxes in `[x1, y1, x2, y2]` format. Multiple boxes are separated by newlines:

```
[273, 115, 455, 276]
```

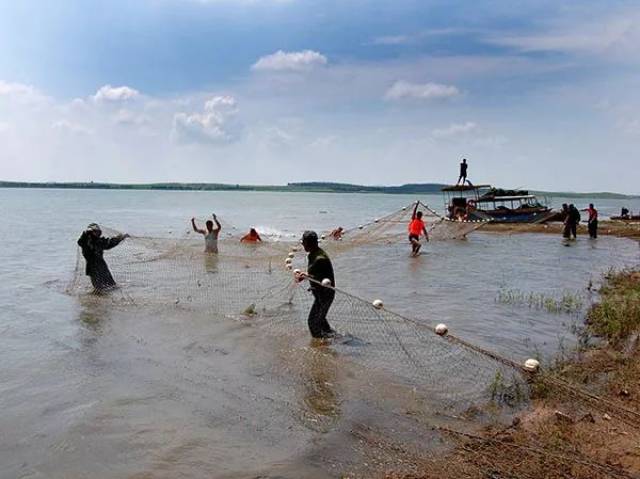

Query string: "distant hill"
[0, 181, 637, 199]
[0, 180, 448, 194]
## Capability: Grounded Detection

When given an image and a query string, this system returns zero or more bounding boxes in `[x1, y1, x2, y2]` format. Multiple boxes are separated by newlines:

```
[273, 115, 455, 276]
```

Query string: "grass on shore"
[381, 269, 640, 479]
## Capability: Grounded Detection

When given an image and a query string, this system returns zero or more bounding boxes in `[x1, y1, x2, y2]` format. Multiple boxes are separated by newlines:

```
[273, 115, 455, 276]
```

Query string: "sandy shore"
[481, 220, 640, 240]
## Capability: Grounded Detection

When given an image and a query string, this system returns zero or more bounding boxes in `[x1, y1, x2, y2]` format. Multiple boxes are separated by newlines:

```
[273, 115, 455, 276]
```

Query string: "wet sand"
[482, 220, 640, 240]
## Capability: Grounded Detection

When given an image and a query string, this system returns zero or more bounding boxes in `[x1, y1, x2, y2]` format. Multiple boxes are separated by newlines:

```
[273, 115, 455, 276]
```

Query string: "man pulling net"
[77, 223, 129, 292]
[408, 202, 429, 257]
[295, 230, 336, 340]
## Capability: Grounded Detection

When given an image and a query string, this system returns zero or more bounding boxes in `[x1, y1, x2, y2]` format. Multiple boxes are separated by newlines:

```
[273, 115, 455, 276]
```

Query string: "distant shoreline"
[0, 181, 637, 199]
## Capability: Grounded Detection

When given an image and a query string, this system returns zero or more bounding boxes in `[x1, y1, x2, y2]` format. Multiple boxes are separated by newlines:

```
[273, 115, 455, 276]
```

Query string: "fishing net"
[69, 223, 525, 418]
[66, 210, 640, 478]
[321, 201, 485, 254]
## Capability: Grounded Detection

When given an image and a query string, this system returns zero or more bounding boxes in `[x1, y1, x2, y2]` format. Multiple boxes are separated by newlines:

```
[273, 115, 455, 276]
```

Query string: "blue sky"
[0, 0, 639, 193]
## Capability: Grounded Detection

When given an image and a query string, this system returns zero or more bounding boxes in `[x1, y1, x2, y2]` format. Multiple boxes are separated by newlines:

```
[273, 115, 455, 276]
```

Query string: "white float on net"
[321, 278, 332, 287]
[372, 299, 384, 309]
[287, 252, 295, 258]
[293, 268, 302, 275]
[523, 358, 540, 373]
[435, 323, 448, 336]
[285, 258, 292, 265]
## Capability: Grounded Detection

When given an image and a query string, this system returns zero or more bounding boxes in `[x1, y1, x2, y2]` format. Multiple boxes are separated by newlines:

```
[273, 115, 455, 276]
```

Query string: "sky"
[0, 0, 639, 193]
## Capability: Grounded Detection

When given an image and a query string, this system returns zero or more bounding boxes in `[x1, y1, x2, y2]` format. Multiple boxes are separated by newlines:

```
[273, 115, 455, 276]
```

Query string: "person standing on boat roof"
[77, 223, 129, 292]
[408, 202, 430, 256]
[295, 230, 336, 340]
[191, 214, 222, 253]
[456, 158, 468, 186]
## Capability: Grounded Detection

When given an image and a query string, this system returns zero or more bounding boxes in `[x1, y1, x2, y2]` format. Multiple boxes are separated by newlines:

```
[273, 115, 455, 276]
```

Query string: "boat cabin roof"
[441, 184, 491, 192]
[477, 195, 537, 202]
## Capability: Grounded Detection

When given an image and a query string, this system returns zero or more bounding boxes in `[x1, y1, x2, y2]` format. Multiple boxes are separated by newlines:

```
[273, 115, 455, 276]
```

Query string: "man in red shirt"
[582, 203, 598, 239]
[408, 202, 429, 256]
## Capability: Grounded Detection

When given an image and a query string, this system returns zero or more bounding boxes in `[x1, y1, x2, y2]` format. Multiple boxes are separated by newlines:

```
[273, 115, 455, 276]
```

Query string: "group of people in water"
[561, 203, 598, 240]
[76, 204, 435, 340]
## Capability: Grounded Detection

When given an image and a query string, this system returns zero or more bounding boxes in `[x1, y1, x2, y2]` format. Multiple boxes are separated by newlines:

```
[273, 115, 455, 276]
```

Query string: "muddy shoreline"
[383, 270, 640, 479]
[481, 220, 640, 240]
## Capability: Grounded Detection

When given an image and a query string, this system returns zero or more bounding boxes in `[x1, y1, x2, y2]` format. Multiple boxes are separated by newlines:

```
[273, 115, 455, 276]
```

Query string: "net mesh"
[65, 203, 640, 478]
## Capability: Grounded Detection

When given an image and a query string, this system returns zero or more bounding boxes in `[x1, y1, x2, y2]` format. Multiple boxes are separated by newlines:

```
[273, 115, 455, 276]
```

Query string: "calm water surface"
[1, 189, 638, 478]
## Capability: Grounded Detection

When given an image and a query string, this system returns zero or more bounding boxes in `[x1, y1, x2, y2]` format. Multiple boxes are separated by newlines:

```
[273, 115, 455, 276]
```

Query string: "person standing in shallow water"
[408, 202, 429, 257]
[568, 204, 581, 239]
[192, 214, 221, 253]
[77, 223, 129, 292]
[561, 204, 571, 239]
[296, 230, 336, 339]
[240, 228, 262, 243]
[582, 203, 598, 239]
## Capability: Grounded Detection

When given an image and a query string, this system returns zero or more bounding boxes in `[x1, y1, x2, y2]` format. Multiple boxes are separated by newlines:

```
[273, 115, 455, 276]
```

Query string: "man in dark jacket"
[77, 223, 129, 291]
[568, 204, 581, 239]
[561, 204, 571, 239]
[296, 230, 336, 339]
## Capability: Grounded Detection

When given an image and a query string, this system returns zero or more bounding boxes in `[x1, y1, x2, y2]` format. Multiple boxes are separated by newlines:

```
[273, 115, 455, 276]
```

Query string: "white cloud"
[113, 109, 151, 126]
[93, 84, 140, 102]
[309, 135, 337, 149]
[51, 120, 93, 136]
[0, 81, 37, 97]
[263, 126, 295, 149]
[431, 122, 477, 138]
[171, 95, 241, 145]
[370, 35, 411, 46]
[619, 118, 640, 135]
[0, 81, 47, 104]
[486, 11, 640, 58]
[251, 50, 327, 72]
[385, 80, 460, 101]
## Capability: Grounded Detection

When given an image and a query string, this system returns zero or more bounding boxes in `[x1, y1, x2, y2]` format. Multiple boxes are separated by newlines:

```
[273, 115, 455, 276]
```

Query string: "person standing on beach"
[192, 214, 222, 253]
[561, 204, 571, 239]
[568, 204, 581, 239]
[77, 223, 129, 291]
[456, 158, 468, 186]
[408, 202, 430, 256]
[582, 203, 598, 239]
[296, 230, 336, 339]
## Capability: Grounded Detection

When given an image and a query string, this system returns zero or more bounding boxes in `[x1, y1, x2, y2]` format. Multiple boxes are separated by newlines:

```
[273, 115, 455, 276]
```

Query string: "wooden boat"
[442, 184, 555, 223]
[610, 215, 640, 221]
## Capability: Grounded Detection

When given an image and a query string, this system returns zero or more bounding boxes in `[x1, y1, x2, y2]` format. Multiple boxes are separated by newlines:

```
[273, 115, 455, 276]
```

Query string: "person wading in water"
[77, 223, 129, 292]
[582, 203, 598, 239]
[568, 204, 581, 240]
[240, 228, 263, 243]
[295, 230, 336, 340]
[192, 214, 222, 253]
[408, 202, 430, 257]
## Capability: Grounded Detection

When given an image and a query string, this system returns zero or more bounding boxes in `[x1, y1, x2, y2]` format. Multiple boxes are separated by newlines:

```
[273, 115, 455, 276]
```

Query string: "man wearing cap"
[77, 223, 129, 291]
[296, 230, 336, 339]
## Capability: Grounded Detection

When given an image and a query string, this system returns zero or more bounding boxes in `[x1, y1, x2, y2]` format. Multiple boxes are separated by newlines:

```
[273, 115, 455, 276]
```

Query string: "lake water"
[1, 188, 639, 478]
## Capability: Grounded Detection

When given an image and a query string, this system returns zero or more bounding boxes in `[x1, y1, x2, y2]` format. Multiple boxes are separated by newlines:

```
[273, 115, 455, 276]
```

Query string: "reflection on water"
[204, 253, 219, 274]
[1, 188, 639, 479]
[300, 346, 341, 429]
